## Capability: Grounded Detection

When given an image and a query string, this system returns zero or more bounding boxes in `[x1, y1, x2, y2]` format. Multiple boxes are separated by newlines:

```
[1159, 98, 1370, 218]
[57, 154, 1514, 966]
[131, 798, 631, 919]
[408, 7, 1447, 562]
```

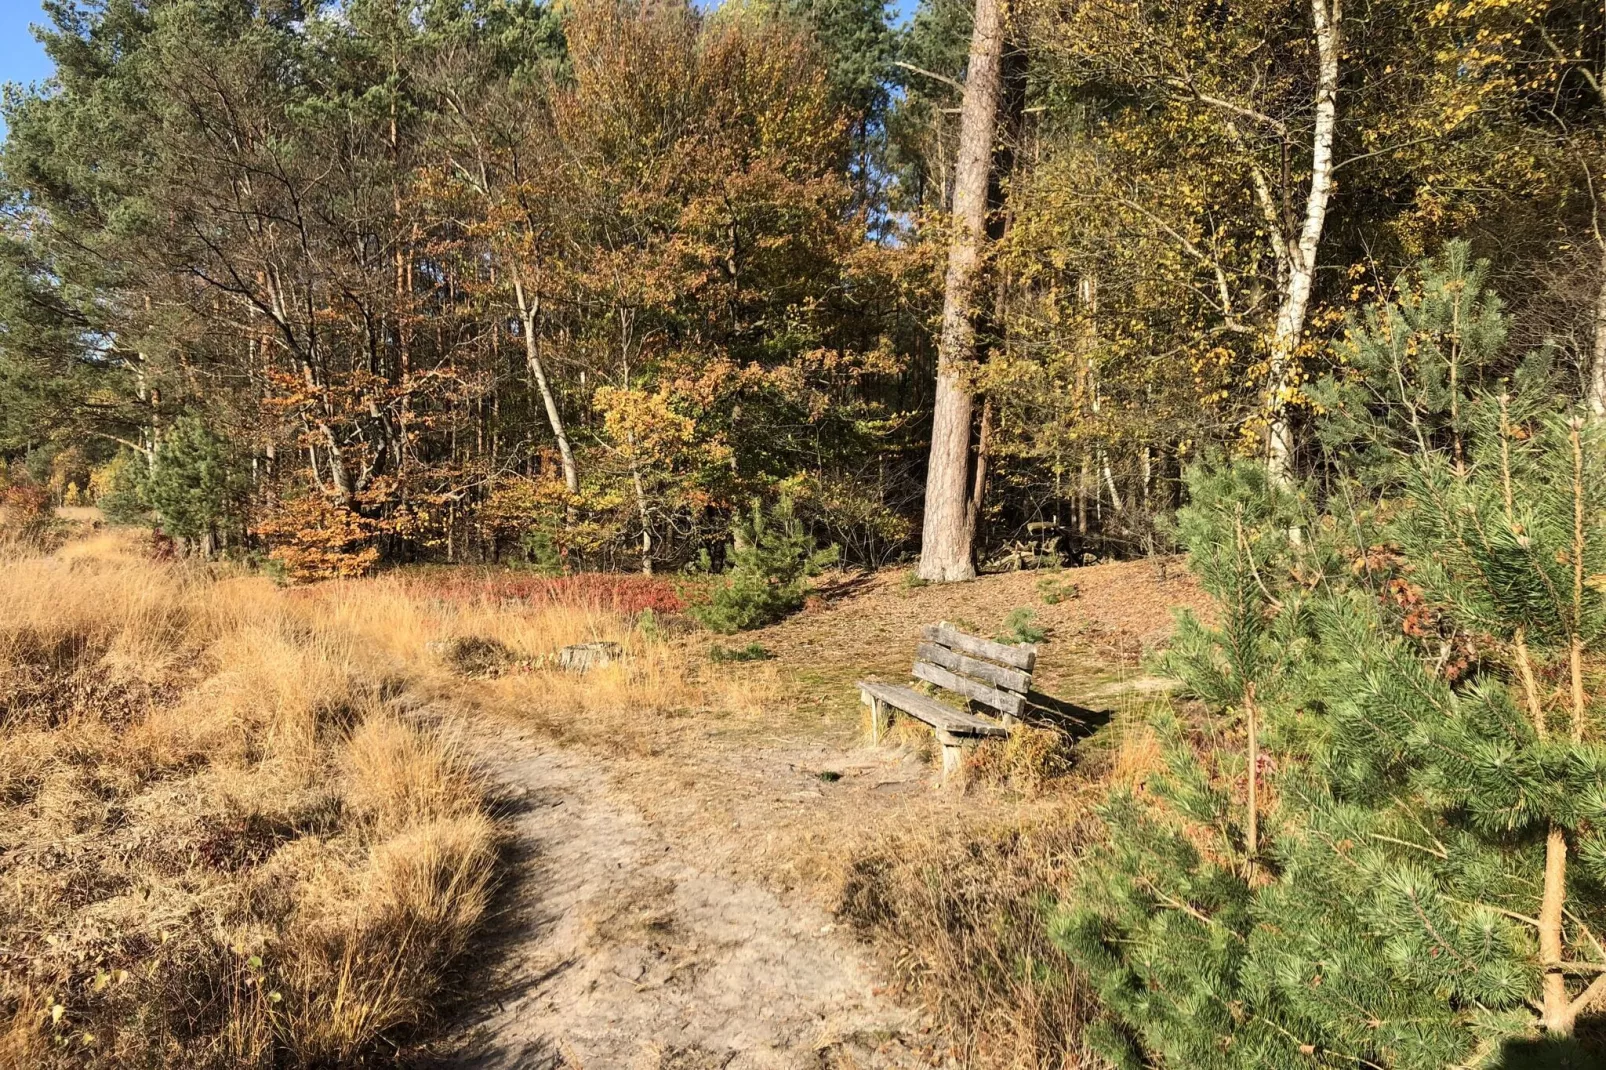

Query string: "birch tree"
[1028, 0, 1348, 484]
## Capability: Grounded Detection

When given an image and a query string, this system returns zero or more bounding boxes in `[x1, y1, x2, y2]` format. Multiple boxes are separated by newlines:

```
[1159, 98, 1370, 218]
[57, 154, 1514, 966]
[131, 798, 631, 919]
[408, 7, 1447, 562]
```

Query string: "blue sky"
[1, 0, 52, 91]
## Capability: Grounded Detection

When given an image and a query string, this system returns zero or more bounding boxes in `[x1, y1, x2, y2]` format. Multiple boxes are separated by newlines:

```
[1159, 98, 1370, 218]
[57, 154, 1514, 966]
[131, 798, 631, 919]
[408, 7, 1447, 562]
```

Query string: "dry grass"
[370, 582, 783, 753]
[0, 519, 1190, 1070]
[831, 812, 1100, 1070]
[964, 726, 1078, 795]
[0, 536, 496, 1068]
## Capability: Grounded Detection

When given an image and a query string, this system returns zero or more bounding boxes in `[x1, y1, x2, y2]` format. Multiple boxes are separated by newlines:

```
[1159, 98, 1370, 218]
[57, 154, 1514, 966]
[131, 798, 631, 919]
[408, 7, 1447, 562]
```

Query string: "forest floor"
[1, 519, 1206, 1068]
[433, 558, 1206, 1069]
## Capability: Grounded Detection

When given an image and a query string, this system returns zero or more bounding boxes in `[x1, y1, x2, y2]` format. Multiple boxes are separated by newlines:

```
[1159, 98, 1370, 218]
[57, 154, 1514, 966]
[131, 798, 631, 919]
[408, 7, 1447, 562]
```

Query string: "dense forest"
[6, 0, 1605, 580]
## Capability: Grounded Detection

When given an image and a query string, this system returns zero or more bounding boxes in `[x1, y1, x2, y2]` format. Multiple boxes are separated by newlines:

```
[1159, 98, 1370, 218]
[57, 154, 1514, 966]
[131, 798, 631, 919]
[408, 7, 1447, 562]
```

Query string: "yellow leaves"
[594, 385, 699, 458]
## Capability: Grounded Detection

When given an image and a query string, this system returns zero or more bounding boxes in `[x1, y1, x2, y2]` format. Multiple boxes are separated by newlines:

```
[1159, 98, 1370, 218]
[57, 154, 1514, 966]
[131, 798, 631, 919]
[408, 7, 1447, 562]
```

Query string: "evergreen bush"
[691, 498, 837, 633]
[145, 417, 246, 549]
[95, 451, 153, 525]
[1053, 245, 1606, 1068]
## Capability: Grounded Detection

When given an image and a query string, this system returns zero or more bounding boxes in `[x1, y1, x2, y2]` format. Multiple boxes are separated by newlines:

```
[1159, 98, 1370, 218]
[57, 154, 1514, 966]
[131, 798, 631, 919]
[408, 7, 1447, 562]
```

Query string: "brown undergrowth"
[453, 558, 1192, 1070]
[699, 566, 1195, 1069]
[0, 538, 496, 1068]
[832, 813, 1100, 1069]
[2, 524, 1190, 1069]
[808, 715, 1158, 1069]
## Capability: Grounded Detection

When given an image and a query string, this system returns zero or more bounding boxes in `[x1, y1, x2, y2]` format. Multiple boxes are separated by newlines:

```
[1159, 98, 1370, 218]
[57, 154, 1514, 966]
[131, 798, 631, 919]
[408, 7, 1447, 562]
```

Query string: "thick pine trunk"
[1540, 825, 1572, 1032]
[917, 0, 1006, 583]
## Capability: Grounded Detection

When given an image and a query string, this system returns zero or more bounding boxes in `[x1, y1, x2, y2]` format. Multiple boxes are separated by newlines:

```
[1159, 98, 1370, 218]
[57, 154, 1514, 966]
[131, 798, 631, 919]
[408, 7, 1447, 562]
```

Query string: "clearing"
[434, 559, 1203, 1068]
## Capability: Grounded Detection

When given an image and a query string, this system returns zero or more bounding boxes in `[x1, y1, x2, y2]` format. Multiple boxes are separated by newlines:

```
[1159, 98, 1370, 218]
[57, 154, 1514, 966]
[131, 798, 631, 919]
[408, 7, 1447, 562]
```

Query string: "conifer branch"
[1142, 883, 1243, 939]
[894, 61, 964, 94]
[1245, 683, 1259, 880]
[1444, 896, 1539, 928]
[1448, 1038, 1501, 1070]
[1563, 909, 1606, 973]
[1368, 833, 1446, 859]
[1565, 970, 1606, 1019]
[1499, 393, 1516, 522]
[1233, 512, 1282, 611]
[1543, 960, 1606, 975]
[1406, 888, 1475, 969]
[1513, 631, 1548, 742]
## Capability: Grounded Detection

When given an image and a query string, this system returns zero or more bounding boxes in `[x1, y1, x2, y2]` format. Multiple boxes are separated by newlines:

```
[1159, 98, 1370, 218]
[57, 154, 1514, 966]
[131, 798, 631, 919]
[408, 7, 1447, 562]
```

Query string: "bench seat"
[856, 680, 1011, 739]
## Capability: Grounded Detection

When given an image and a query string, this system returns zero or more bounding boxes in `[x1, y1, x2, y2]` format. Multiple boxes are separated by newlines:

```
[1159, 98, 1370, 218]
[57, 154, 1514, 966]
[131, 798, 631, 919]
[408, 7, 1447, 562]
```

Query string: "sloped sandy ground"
[443, 719, 935, 1070]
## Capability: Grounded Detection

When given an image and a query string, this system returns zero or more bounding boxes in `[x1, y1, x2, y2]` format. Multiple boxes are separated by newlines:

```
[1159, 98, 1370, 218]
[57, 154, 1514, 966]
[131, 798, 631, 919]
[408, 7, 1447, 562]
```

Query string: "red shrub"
[425, 571, 689, 615]
[0, 482, 54, 543]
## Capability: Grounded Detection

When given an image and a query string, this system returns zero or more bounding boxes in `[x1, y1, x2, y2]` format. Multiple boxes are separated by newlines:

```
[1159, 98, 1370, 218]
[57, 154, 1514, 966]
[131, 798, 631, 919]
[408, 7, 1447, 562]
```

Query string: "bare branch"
[896, 61, 965, 94]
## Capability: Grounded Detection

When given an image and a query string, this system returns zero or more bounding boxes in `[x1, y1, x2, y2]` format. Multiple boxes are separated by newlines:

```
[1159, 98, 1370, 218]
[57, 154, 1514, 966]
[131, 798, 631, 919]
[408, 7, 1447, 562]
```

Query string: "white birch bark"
[513, 273, 580, 495]
[1264, 0, 1342, 484]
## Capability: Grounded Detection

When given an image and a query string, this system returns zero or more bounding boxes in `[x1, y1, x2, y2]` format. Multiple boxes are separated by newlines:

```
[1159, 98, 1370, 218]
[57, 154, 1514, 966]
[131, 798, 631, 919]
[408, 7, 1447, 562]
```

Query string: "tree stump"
[558, 642, 623, 673]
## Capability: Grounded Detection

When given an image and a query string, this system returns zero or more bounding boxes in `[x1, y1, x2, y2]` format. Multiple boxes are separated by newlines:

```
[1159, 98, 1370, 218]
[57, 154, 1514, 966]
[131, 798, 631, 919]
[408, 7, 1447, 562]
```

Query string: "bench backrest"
[913, 622, 1036, 719]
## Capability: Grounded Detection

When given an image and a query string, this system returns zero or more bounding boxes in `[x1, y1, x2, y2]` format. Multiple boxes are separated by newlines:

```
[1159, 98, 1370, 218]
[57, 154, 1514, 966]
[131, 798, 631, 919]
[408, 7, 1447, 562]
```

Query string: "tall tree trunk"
[1264, 0, 1342, 484]
[918, 0, 1006, 583]
[965, 398, 993, 541]
[628, 435, 652, 575]
[1590, 243, 1606, 419]
[513, 274, 579, 495]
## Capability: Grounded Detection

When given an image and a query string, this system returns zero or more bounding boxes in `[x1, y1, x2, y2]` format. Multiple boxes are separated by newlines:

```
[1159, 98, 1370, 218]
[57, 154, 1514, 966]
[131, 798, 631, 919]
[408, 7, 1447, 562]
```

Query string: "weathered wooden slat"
[916, 641, 1031, 693]
[912, 661, 1026, 717]
[856, 681, 1009, 737]
[921, 622, 1037, 672]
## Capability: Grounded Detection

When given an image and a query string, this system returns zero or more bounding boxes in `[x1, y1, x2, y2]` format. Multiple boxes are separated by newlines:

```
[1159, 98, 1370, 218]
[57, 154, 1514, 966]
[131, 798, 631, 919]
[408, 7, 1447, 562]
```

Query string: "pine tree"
[1311, 240, 1520, 486]
[1054, 246, 1606, 1068]
[145, 416, 245, 552]
[692, 498, 838, 633]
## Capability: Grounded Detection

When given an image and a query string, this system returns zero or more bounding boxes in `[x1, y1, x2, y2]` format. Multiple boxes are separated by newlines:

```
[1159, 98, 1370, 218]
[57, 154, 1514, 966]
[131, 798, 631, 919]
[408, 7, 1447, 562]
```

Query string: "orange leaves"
[253, 494, 380, 582]
[1387, 577, 1438, 639]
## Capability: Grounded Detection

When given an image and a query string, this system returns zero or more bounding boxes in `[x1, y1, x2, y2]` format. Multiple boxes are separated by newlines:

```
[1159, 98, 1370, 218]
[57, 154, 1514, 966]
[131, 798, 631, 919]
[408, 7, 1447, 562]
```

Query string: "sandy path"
[442, 719, 930, 1070]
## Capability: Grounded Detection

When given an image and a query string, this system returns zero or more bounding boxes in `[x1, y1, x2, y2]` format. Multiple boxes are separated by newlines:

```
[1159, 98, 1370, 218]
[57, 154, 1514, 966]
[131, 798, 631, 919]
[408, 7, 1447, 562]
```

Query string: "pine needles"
[1053, 246, 1606, 1068]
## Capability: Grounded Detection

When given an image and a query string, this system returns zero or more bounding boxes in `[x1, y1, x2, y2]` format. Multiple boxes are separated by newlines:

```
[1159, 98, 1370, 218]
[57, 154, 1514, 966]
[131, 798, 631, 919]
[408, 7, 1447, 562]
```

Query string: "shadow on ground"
[1019, 690, 1115, 741]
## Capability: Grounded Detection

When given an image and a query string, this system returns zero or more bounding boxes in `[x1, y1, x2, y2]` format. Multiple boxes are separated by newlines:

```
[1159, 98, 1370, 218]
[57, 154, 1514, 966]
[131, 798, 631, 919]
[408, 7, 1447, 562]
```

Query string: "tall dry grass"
[0, 539, 496, 1068]
[317, 576, 779, 752]
[831, 814, 1100, 1070]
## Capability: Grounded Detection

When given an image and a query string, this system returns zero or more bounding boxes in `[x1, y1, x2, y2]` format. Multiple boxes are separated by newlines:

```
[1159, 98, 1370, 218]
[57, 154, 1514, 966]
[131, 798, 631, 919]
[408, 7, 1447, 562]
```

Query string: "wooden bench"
[857, 622, 1038, 779]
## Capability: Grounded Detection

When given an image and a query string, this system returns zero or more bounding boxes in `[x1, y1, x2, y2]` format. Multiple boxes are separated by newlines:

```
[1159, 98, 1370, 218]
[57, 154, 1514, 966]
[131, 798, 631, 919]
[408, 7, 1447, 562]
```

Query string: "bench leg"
[936, 730, 966, 781]
[862, 693, 887, 745]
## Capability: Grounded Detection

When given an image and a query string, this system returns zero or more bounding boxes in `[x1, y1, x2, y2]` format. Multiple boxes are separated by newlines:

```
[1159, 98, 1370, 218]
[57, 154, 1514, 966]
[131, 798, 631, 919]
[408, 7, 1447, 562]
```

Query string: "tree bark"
[1590, 244, 1606, 419]
[1264, 0, 1341, 484]
[629, 442, 652, 574]
[965, 398, 993, 541]
[513, 273, 579, 495]
[1540, 825, 1572, 1032]
[918, 0, 1006, 583]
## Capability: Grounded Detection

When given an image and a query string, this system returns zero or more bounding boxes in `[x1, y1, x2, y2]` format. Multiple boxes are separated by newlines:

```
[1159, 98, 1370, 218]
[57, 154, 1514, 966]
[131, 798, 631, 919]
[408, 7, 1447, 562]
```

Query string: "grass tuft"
[831, 818, 1098, 1068]
[0, 534, 496, 1068]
